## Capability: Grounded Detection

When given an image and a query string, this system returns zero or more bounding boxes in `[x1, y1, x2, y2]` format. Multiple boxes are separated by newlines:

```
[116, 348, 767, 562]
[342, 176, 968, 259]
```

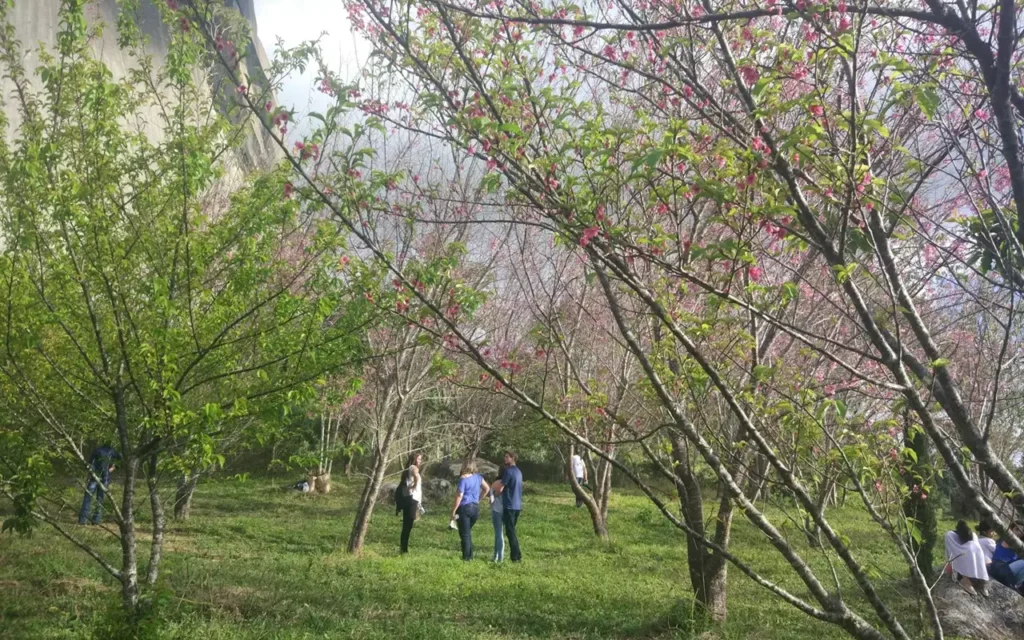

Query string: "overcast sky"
[254, 0, 369, 118]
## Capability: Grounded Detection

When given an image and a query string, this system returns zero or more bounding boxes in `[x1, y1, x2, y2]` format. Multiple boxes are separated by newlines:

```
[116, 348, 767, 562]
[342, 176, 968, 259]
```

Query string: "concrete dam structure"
[5, 0, 279, 172]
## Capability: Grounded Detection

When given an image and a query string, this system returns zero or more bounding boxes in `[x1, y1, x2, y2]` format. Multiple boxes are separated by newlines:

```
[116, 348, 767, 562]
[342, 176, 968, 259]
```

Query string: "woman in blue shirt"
[449, 460, 490, 561]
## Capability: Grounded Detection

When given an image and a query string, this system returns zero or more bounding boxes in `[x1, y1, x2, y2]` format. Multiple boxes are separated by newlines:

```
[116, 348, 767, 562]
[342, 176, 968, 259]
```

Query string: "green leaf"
[915, 86, 940, 119]
[642, 149, 665, 168]
[863, 118, 890, 138]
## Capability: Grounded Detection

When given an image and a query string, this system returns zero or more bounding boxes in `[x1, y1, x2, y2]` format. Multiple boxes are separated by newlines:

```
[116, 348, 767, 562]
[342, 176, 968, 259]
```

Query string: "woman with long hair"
[400, 452, 423, 553]
[449, 459, 489, 561]
[945, 519, 990, 595]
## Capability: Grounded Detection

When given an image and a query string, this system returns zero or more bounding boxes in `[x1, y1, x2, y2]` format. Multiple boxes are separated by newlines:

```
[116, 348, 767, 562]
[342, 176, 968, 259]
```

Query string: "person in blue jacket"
[78, 444, 121, 525]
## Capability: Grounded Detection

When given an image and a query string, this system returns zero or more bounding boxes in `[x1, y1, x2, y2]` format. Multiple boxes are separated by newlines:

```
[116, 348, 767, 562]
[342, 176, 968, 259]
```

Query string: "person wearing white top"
[570, 453, 587, 508]
[945, 520, 990, 596]
[977, 520, 998, 563]
[400, 452, 423, 553]
[490, 466, 505, 562]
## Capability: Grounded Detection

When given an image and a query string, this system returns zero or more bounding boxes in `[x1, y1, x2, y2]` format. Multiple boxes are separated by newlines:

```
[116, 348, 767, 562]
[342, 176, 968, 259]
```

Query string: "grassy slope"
[0, 478, 925, 639]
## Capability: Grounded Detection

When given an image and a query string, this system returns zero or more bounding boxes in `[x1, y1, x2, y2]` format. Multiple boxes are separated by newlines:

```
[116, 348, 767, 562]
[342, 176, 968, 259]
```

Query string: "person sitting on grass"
[450, 460, 489, 561]
[78, 443, 120, 525]
[989, 521, 1024, 594]
[944, 520, 990, 596]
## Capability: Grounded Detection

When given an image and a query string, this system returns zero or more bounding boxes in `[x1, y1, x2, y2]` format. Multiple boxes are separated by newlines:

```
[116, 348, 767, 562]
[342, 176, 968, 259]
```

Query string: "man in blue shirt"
[493, 450, 523, 562]
[79, 444, 121, 525]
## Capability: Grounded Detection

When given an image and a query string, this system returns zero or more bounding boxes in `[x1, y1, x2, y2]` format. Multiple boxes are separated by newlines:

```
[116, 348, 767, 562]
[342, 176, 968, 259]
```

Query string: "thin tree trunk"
[145, 451, 164, 586]
[595, 452, 613, 523]
[671, 434, 729, 623]
[903, 413, 938, 580]
[347, 451, 389, 553]
[569, 444, 608, 540]
[115, 391, 139, 611]
[347, 404, 406, 553]
[174, 471, 200, 520]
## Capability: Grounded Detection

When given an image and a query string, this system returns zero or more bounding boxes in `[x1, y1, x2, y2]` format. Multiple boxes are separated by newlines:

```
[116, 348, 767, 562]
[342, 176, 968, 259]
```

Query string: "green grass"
[0, 478, 927, 639]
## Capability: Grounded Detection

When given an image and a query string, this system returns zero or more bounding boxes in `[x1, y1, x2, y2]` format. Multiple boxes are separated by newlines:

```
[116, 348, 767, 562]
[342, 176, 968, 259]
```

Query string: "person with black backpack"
[397, 452, 423, 553]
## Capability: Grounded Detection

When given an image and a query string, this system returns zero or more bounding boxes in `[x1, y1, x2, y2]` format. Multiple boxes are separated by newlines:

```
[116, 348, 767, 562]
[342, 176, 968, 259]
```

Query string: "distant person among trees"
[78, 444, 120, 525]
[977, 520, 998, 564]
[944, 520, 990, 595]
[570, 452, 587, 508]
[399, 452, 423, 554]
[450, 460, 489, 561]
[489, 465, 505, 563]
[989, 521, 1024, 594]
[492, 450, 524, 563]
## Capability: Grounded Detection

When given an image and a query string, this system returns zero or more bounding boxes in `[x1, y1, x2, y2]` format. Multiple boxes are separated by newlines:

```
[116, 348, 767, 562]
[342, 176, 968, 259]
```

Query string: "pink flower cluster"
[294, 141, 320, 161]
[273, 111, 290, 134]
[580, 226, 600, 247]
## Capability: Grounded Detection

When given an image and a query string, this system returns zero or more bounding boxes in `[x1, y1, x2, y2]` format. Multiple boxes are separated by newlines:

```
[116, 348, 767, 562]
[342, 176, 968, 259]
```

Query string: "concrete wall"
[4, 0, 279, 173]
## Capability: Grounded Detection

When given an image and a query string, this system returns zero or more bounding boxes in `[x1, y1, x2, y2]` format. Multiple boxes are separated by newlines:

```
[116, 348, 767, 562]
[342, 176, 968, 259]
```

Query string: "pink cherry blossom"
[580, 226, 600, 247]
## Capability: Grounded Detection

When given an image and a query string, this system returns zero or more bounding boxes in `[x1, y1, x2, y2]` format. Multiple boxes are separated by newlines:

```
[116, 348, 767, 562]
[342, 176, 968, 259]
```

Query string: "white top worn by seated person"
[979, 536, 997, 563]
[571, 454, 585, 479]
[945, 530, 990, 580]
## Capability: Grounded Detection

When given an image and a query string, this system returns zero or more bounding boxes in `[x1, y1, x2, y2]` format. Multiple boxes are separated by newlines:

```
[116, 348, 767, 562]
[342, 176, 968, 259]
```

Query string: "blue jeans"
[991, 559, 1024, 589]
[503, 509, 521, 562]
[491, 509, 504, 561]
[79, 478, 107, 524]
[456, 503, 479, 560]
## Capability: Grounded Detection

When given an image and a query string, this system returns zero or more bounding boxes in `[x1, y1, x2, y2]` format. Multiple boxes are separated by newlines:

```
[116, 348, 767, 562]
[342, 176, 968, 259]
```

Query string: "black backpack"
[394, 469, 410, 515]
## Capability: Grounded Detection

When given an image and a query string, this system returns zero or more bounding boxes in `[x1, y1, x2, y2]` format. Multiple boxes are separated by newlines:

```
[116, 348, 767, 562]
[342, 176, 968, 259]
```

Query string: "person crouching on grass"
[450, 460, 489, 561]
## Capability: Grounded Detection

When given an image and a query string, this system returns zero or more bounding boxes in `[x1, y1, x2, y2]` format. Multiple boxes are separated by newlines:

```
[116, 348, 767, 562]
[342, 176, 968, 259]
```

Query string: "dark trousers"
[503, 509, 521, 562]
[456, 502, 479, 560]
[400, 499, 419, 553]
[79, 478, 107, 524]
[575, 477, 585, 507]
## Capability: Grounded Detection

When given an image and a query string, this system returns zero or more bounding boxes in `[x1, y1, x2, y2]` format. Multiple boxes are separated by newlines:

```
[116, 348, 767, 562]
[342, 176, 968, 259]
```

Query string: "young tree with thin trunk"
[0, 1, 373, 613]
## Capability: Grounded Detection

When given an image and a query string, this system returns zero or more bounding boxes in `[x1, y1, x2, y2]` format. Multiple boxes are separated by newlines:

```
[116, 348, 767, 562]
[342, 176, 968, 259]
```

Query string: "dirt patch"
[45, 576, 110, 596]
[206, 584, 274, 620]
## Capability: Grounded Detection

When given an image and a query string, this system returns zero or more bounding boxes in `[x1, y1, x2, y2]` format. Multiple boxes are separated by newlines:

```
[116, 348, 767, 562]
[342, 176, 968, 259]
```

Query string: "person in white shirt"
[945, 520, 990, 596]
[570, 453, 587, 508]
[977, 520, 998, 563]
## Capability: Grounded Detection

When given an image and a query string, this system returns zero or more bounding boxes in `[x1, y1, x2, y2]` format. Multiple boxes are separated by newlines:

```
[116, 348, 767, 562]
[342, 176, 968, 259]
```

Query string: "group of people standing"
[944, 518, 1024, 596]
[398, 450, 524, 562]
